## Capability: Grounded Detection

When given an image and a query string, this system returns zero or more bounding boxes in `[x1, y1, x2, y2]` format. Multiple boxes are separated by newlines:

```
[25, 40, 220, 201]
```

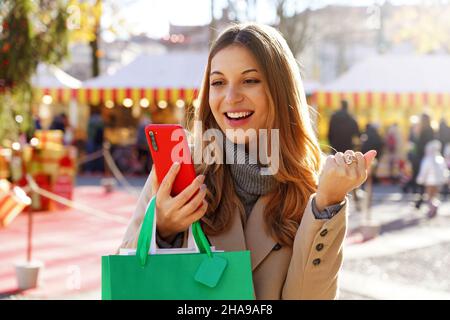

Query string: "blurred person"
[34, 114, 42, 130]
[55, 113, 75, 145]
[327, 99, 360, 154]
[63, 121, 75, 146]
[136, 114, 153, 175]
[443, 143, 450, 201]
[361, 123, 384, 156]
[360, 123, 384, 183]
[50, 113, 67, 132]
[118, 23, 377, 300]
[438, 118, 450, 155]
[416, 140, 449, 218]
[50, 113, 73, 146]
[398, 158, 413, 193]
[384, 123, 402, 182]
[86, 108, 105, 174]
[414, 113, 436, 209]
[402, 116, 421, 194]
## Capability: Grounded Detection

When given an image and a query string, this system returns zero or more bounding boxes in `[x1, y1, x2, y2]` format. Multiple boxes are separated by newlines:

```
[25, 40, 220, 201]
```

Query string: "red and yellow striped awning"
[34, 87, 200, 105]
[313, 91, 450, 143]
[34, 88, 450, 113]
[313, 91, 450, 109]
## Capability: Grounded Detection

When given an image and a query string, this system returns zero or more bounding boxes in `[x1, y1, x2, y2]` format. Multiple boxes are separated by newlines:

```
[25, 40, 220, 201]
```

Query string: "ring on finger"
[344, 154, 357, 165]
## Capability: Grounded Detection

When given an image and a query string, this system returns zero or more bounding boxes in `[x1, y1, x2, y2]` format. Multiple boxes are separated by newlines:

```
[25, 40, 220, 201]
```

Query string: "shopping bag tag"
[194, 255, 228, 288]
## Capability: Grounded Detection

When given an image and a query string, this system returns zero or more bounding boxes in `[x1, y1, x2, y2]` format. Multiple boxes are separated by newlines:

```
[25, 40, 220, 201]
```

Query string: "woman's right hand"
[116, 163, 208, 253]
[155, 162, 208, 241]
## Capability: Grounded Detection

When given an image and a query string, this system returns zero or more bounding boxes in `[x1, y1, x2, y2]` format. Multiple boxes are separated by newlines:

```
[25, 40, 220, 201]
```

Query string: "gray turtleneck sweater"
[225, 139, 277, 217]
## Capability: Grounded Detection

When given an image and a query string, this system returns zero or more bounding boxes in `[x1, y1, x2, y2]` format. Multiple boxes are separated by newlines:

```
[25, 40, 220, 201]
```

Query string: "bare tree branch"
[275, 0, 312, 57]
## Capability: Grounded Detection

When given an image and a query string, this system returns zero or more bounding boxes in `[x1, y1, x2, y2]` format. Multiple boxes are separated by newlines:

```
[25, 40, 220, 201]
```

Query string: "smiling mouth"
[224, 111, 254, 120]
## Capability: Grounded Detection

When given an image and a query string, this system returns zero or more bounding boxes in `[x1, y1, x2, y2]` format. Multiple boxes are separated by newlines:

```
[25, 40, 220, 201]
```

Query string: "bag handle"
[136, 195, 212, 266]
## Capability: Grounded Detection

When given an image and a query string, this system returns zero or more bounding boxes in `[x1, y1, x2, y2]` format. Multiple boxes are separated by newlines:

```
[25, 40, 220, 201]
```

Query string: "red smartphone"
[145, 124, 196, 196]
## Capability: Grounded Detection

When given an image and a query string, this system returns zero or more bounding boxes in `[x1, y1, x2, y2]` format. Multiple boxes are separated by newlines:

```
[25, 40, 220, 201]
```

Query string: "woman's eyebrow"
[210, 70, 223, 76]
[210, 68, 258, 76]
[242, 68, 258, 74]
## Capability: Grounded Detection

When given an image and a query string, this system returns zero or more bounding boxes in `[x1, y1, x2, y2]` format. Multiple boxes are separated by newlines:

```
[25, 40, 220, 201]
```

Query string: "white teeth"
[226, 111, 252, 119]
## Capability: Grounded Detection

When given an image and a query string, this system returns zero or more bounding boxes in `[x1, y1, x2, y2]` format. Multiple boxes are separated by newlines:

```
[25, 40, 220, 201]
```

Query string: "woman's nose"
[224, 86, 244, 105]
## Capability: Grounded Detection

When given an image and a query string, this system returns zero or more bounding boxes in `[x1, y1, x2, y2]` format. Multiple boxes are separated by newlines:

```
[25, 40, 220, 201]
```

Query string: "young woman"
[119, 23, 377, 300]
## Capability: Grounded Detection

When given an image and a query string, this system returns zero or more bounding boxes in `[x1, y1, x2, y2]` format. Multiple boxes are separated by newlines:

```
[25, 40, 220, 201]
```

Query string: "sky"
[101, 0, 444, 40]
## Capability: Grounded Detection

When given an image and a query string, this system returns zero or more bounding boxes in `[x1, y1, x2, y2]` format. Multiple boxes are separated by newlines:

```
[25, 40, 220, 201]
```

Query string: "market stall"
[32, 63, 83, 132]
[81, 52, 206, 104]
[313, 54, 450, 142]
[33, 63, 82, 101]
[80, 52, 207, 146]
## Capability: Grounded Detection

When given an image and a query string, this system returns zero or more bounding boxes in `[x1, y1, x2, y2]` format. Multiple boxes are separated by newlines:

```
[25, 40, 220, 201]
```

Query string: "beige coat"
[133, 174, 348, 300]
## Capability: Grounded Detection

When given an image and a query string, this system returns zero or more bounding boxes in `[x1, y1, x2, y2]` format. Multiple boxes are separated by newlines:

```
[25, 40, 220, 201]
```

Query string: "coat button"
[313, 258, 321, 266]
[273, 243, 282, 251]
[320, 229, 328, 237]
[316, 243, 324, 251]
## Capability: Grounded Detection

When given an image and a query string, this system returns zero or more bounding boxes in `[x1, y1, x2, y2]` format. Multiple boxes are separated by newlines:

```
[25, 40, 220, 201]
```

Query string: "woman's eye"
[244, 79, 260, 84]
[211, 80, 224, 86]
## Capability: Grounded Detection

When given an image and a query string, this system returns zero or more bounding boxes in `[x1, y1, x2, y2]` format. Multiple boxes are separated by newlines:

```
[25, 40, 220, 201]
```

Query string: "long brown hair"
[186, 23, 323, 247]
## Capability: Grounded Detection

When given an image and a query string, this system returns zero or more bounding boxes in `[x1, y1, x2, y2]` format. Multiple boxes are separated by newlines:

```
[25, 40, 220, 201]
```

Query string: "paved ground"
[339, 184, 450, 300]
[1, 175, 449, 300]
[0, 178, 138, 300]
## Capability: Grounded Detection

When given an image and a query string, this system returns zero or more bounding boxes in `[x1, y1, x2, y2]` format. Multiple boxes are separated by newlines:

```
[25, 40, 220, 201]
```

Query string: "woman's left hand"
[315, 150, 377, 211]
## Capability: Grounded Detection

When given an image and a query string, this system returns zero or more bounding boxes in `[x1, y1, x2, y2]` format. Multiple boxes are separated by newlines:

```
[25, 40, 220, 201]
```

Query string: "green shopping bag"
[102, 195, 255, 300]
